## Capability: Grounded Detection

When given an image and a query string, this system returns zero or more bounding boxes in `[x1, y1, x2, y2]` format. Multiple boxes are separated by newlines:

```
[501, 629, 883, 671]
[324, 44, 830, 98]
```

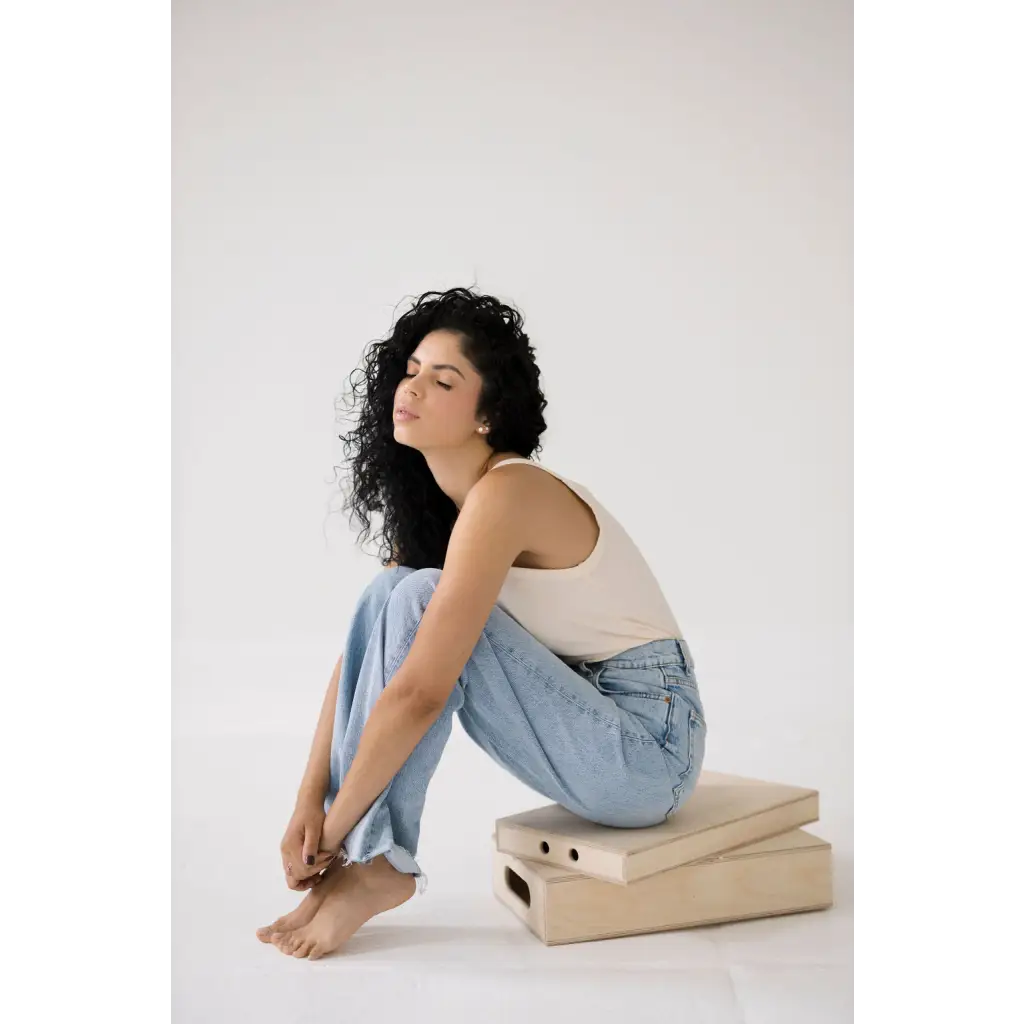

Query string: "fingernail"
[305, 855, 314, 865]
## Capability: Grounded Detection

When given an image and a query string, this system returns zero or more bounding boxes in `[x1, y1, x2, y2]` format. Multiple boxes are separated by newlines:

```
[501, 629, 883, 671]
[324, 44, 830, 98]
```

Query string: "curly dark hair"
[328, 286, 548, 570]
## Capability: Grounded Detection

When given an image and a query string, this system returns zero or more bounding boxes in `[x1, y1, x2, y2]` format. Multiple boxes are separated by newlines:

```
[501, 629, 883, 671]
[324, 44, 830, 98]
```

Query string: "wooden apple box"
[494, 770, 820, 885]
[492, 827, 833, 946]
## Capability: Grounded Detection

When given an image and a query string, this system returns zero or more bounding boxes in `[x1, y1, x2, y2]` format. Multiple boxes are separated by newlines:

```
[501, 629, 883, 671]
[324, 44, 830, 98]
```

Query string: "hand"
[279, 796, 340, 891]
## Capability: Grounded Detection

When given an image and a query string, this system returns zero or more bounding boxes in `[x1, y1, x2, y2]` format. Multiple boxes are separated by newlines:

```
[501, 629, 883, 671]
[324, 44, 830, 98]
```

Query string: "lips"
[395, 406, 420, 419]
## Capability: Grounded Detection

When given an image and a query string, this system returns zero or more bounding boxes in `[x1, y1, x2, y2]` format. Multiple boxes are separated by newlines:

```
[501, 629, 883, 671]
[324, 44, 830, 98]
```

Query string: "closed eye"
[403, 371, 452, 390]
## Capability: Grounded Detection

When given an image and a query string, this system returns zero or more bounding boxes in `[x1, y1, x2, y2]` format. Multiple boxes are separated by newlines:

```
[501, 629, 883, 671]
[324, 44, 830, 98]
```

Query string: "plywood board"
[492, 826, 833, 946]
[494, 770, 820, 884]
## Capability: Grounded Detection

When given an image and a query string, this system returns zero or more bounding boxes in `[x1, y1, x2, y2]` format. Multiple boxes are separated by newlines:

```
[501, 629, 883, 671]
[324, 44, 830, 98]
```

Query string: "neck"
[421, 445, 501, 511]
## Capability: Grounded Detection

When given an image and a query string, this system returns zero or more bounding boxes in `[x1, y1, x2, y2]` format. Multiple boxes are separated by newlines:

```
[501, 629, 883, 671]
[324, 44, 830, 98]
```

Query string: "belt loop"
[675, 638, 689, 671]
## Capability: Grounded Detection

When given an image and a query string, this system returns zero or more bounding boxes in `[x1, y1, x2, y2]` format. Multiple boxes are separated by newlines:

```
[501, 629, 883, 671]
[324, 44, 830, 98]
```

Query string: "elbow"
[391, 676, 450, 720]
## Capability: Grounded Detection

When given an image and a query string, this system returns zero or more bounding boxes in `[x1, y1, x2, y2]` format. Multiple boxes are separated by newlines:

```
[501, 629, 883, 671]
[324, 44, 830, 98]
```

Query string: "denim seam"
[383, 610, 421, 680]
[485, 631, 658, 746]
[380, 570, 440, 679]
[601, 657, 687, 670]
[669, 709, 703, 811]
[598, 640, 689, 671]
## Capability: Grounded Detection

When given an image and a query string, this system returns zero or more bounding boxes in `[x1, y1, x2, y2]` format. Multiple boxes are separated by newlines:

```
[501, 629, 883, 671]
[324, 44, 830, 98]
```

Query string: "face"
[393, 330, 488, 449]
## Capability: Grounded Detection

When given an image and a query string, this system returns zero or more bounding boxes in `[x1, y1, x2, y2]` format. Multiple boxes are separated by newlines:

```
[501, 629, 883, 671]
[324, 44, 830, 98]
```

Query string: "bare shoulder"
[462, 460, 545, 544]
[471, 457, 551, 504]
[467, 458, 546, 508]
[481, 458, 576, 510]
[475, 458, 595, 568]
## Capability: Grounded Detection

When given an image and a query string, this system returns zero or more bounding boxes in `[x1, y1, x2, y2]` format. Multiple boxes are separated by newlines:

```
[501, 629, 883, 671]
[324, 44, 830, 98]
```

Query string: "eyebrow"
[408, 355, 466, 380]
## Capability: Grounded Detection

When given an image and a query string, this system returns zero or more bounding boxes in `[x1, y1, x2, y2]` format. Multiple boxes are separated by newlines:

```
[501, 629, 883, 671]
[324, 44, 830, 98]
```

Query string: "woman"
[256, 286, 707, 959]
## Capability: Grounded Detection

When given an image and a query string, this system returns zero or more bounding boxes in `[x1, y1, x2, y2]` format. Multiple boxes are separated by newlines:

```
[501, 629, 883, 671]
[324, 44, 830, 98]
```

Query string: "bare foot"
[255, 857, 344, 944]
[269, 854, 417, 960]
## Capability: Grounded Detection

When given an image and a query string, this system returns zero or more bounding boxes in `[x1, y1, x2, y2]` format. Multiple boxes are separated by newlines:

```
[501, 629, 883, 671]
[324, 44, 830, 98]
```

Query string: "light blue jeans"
[323, 566, 708, 895]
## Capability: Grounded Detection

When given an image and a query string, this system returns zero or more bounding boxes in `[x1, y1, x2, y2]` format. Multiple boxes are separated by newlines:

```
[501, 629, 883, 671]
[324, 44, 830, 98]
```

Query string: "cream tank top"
[488, 458, 685, 664]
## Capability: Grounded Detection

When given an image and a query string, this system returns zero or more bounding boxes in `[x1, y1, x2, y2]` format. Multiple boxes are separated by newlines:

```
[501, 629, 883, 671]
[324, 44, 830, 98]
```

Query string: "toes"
[268, 919, 329, 959]
[260, 911, 304, 940]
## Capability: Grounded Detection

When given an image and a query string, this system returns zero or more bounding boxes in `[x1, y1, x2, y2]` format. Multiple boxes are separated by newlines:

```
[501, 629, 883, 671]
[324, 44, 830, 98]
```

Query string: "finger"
[300, 823, 322, 868]
[295, 861, 330, 889]
[290, 857, 324, 884]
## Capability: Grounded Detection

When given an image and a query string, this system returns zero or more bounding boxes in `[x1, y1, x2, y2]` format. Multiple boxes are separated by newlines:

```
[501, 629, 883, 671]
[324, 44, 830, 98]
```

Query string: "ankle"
[358, 854, 414, 888]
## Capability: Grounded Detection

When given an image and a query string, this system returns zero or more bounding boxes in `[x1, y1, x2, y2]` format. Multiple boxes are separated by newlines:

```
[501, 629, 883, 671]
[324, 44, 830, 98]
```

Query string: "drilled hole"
[539, 841, 549, 854]
[569, 848, 579, 861]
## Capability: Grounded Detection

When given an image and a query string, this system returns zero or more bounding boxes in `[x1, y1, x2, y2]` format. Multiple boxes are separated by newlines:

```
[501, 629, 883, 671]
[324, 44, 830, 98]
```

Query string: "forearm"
[320, 678, 441, 856]
[296, 653, 343, 804]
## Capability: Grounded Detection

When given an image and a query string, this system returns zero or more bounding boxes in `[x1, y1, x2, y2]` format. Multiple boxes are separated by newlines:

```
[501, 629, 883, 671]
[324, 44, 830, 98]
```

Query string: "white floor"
[174, 640, 852, 1022]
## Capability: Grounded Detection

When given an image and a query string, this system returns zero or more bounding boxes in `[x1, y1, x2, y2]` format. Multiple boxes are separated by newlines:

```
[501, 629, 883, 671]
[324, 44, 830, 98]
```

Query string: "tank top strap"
[488, 457, 537, 470]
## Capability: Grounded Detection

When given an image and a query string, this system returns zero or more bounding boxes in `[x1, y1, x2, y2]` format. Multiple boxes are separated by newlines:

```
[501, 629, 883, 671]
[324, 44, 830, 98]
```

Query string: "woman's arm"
[319, 679, 441, 856]
[320, 488, 530, 855]
[297, 565, 399, 804]
[295, 652, 343, 805]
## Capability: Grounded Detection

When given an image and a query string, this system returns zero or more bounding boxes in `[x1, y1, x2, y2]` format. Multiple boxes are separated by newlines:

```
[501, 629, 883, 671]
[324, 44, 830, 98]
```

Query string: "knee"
[359, 564, 414, 607]
[378, 563, 412, 583]
[389, 566, 442, 608]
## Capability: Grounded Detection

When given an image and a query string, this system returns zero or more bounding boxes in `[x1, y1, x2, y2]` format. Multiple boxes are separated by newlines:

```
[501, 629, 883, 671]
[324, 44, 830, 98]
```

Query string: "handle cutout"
[504, 866, 531, 908]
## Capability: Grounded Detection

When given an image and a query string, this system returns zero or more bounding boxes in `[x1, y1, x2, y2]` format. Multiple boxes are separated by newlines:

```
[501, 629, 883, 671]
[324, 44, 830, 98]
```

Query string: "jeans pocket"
[660, 661, 705, 711]
[590, 664, 675, 746]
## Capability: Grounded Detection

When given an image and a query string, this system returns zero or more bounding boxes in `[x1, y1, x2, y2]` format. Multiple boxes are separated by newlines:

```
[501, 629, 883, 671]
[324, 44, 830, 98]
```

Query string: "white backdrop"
[173, 1, 850, 1009]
